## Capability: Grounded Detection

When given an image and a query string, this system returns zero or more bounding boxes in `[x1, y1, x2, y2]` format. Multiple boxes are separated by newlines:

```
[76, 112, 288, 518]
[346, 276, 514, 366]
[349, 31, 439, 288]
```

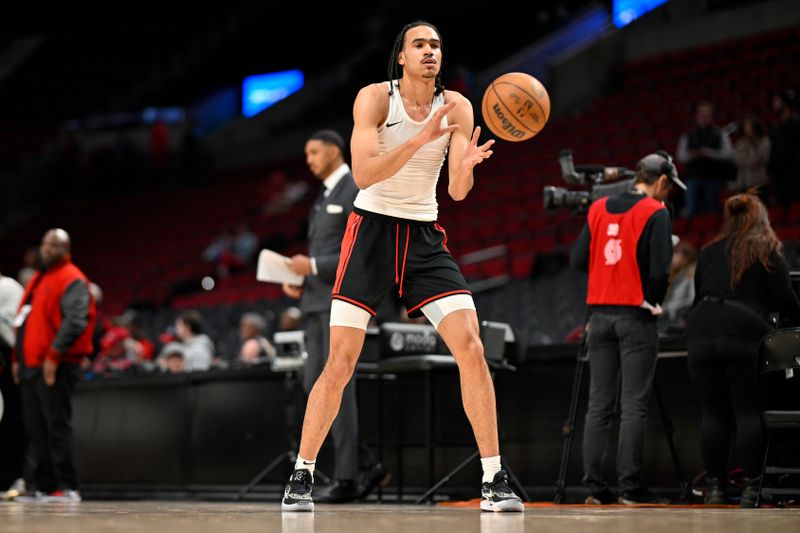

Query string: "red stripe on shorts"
[434, 223, 450, 253]
[332, 294, 377, 316]
[332, 214, 363, 295]
[407, 289, 473, 315]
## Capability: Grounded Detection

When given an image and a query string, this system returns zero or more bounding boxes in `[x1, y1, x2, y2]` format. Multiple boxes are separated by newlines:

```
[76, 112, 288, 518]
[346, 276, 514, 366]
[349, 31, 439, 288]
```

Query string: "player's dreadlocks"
[387, 21, 445, 96]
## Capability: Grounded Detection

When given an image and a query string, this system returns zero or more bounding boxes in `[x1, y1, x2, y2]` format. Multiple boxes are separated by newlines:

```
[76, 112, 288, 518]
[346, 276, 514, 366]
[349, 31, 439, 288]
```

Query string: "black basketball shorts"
[331, 207, 472, 318]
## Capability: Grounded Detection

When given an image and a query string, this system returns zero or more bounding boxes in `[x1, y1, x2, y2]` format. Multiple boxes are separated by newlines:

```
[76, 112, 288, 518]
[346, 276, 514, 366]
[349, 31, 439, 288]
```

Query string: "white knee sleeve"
[330, 299, 371, 331]
[420, 294, 476, 330]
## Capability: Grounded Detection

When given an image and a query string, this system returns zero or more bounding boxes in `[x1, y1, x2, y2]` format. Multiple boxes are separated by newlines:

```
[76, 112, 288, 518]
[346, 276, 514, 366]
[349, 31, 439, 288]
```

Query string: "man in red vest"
[570, 152, 685, 505]
[11, 228, 96, 502]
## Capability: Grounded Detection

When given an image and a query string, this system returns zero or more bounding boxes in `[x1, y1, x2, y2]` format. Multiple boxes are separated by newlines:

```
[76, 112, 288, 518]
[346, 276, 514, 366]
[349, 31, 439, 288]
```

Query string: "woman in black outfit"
[687, 193, 800, 507]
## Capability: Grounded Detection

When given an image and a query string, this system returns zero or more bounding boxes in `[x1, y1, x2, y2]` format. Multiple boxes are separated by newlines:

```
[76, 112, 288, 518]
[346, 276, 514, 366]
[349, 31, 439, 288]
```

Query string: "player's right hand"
[11, 362, 19, 384]
[282, 283, 303, 299]
[415, 101, 459, 145]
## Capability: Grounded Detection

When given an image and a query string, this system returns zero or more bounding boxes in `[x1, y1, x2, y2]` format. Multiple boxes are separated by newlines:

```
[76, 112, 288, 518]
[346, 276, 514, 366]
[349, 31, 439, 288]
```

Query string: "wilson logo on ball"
[492, 103, 526, 139]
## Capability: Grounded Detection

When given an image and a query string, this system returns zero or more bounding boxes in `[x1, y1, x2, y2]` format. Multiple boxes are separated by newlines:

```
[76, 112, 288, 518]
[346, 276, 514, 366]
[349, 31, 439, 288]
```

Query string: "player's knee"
[466, 333, 485, 357]
[458, 334, 486, 369]
[324, 351, 357, 386]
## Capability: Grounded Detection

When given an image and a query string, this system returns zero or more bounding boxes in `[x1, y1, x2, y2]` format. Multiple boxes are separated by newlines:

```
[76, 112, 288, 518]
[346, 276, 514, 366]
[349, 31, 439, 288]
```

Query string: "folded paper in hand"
[257, 249, 304, 285]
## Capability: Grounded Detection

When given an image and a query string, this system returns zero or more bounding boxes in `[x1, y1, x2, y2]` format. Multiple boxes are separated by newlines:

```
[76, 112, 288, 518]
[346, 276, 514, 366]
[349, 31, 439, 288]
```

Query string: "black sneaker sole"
[481, 498, 525, 512]
[281, 500, 314, 512]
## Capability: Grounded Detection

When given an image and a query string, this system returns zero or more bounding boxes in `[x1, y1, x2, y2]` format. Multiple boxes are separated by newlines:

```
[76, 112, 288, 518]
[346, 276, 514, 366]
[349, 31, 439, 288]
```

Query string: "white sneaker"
[42, 490, 82, 503]
[2, 478, 27, 501]
[13, 491, 45, 503]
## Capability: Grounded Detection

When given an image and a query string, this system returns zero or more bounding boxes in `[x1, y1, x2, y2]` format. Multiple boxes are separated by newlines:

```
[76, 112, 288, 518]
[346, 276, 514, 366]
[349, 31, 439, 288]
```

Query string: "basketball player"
[281, 20, 523, 513]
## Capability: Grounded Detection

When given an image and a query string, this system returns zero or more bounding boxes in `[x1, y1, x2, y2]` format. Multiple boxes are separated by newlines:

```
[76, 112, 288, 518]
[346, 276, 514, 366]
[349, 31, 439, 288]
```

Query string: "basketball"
[481, 72, 550, 142]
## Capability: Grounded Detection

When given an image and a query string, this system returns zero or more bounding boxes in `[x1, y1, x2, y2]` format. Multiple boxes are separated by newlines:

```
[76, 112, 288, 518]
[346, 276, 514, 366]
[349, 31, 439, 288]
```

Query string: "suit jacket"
[301, 171, 359, 314]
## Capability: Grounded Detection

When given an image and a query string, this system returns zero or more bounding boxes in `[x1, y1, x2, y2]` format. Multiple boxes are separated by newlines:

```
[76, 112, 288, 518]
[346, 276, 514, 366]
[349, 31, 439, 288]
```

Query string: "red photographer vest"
[586, 195, 665, 306]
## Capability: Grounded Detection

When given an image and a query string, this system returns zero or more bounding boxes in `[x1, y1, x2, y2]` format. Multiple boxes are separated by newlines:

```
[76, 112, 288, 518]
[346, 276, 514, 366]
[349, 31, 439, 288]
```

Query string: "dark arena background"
[1, 1, 800, 531]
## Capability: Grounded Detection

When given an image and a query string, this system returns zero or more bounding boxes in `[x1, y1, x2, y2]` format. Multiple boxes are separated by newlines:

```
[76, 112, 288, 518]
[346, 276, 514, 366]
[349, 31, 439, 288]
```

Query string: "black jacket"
[687, 239, 800, 339]
[300, 171, 359, 314]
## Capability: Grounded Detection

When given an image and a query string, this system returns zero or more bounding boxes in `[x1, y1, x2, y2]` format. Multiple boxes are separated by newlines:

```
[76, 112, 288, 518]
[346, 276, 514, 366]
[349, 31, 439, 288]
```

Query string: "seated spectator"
[279, 306, 303, 331]
[175, 311, 213, 371]
[730, 114, 770, 194]
[232, 223, 259, 265]
[92, 326, 137, 376]
[238, 313, 276, 364]
[119, 309, 155, 361]
[158, 342, 186, 374]
[203, 230, 233, 264]
[660, 241, 697, 332]
[203, 224, 259, 277]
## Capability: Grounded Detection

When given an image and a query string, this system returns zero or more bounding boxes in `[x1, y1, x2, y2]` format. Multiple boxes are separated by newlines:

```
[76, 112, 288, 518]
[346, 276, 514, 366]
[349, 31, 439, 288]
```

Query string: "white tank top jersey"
[353, 80, 450, 221]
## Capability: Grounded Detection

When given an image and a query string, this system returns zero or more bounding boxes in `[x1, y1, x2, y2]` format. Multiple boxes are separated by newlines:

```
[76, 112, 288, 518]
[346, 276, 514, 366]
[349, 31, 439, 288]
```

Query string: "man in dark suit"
[283, 130, 379, 502]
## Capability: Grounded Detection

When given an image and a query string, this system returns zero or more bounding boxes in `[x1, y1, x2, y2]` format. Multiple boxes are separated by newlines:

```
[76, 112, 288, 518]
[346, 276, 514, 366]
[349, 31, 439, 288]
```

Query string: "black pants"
[687, 336, 763, 479]
[303, 310, 359, 481]
[0, 363, 27, 488]
[583, 312, 658, 494]
[19, 363, 81, 492]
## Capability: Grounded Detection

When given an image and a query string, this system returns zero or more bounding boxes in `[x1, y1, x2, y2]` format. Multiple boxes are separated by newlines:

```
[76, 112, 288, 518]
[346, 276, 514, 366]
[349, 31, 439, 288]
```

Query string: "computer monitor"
[480, 322, 508, 363]
[271, 330, 307, 372]
[273, 330, 306, 359]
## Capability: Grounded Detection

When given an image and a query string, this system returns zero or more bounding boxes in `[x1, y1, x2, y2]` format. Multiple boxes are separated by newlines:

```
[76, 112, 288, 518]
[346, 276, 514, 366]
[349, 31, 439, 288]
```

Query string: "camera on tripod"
[543, 149, 637, 212]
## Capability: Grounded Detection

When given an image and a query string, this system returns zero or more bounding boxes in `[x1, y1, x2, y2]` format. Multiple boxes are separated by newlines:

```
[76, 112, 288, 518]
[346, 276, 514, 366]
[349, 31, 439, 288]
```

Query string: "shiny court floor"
[1, 502, 799, 533]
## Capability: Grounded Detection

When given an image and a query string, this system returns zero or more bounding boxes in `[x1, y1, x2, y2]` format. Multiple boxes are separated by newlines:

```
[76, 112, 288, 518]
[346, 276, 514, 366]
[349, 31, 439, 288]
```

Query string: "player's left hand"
[287, 254, 312, 276]
[462, 126, 494, 169]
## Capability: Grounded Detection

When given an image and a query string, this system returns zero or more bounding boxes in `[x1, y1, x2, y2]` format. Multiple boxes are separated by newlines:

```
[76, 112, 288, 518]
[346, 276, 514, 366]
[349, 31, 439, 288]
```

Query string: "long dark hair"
[708, 192, 782, 286]
[387, 20, 445, 96]
[742, 113, 766, 139]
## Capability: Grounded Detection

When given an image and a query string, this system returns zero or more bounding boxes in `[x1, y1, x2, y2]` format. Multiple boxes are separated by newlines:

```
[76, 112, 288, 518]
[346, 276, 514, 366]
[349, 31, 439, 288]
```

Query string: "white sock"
[295, 455, 316, 477]
[481, 455, 502, 484]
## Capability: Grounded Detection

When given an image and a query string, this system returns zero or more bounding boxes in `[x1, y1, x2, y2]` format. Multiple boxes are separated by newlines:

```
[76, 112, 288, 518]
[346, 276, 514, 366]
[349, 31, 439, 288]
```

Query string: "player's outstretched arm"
[446, 92, 494, 201]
